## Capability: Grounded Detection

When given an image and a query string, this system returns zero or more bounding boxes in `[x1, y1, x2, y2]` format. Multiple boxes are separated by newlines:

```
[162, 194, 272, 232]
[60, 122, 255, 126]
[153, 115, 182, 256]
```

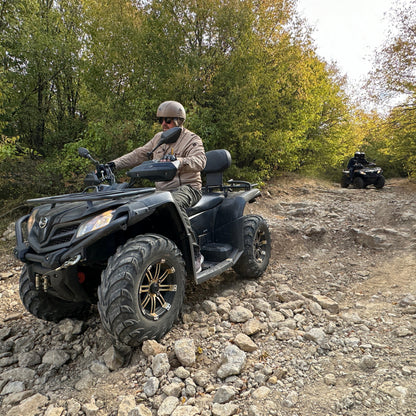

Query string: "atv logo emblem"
[39, 217, 49, 229]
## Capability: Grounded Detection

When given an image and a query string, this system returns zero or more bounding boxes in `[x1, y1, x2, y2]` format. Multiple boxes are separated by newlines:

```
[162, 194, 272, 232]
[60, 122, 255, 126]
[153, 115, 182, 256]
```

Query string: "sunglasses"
[158, 117, 175, 124]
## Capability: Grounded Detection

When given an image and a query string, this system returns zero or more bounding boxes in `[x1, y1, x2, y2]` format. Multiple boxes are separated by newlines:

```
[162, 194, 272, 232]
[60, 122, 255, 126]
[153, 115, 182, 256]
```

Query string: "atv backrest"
[202, 149, 231, 190]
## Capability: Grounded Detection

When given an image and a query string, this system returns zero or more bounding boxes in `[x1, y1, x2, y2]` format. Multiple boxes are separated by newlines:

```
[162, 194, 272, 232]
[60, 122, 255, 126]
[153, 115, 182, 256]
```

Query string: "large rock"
[217, 345, 246, 379]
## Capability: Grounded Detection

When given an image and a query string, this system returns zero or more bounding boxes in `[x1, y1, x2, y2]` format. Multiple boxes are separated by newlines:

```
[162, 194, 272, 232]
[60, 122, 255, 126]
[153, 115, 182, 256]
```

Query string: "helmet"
[156, 101, 186, 121]
[355, 152, 365, 159]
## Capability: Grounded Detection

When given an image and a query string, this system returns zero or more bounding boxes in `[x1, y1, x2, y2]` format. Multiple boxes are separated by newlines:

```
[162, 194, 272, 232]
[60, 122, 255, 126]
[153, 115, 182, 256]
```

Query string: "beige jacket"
[112, 128, 206, 191]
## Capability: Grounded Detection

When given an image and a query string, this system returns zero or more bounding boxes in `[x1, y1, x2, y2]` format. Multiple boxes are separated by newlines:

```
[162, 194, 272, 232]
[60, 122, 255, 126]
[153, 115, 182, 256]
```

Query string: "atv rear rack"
[203, 179, 257, 193]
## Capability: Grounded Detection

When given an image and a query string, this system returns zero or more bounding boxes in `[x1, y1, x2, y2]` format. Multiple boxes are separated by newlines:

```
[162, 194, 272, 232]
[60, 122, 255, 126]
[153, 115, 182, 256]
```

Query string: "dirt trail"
[0, 175, 415, 416]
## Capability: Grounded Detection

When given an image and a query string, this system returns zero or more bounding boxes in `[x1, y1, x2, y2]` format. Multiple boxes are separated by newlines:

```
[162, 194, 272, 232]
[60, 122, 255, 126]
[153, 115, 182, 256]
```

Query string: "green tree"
[367, 0, 416, 178]
[77, 0, 157, 161]
[384, 102, 416, 177]
[370, 0, 416, 98]
[85, 0, 355, 180]
[1, 0, 86, 153]
[159, 0, 355, 178]
[0, 0, 360, 197]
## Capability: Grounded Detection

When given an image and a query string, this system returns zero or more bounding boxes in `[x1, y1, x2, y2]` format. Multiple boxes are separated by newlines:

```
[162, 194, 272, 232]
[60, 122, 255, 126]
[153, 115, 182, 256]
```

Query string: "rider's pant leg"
[171, 185, 202, 250]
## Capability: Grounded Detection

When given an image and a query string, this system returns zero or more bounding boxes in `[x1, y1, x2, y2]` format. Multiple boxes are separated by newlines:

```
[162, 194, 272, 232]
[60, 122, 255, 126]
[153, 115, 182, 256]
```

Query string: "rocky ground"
[0, 175, 415, 416]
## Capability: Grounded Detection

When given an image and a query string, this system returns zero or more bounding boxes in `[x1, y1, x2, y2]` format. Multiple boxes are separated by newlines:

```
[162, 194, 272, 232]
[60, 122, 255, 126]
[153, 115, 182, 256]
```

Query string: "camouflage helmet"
[156, 101, 186, 121]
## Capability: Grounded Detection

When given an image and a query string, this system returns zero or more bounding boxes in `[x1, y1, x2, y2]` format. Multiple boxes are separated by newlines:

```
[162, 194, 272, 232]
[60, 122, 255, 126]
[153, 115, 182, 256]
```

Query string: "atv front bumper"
[25, 260, 92, 303]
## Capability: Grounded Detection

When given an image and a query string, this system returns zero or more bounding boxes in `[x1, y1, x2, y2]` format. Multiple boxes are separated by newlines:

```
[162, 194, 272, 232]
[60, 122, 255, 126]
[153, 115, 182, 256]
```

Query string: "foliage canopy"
[1, 0, 414, 201]
[366, 0, 416, 177]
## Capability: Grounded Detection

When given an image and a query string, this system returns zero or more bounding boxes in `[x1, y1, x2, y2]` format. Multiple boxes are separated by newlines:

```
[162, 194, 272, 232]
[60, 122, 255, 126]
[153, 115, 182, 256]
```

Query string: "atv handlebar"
[78, 147, 117, 186]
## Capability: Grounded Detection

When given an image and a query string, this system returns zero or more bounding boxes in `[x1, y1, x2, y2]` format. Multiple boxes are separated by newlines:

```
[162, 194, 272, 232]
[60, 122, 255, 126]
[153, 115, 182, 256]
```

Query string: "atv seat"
[186, 149, 231, 216]
[202, 149, 232, 191]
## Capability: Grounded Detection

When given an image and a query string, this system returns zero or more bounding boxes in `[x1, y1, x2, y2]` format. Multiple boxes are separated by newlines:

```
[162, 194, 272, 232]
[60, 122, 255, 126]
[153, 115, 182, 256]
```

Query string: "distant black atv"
[15, 127, 271, 347]
[341, 163, 385, 189]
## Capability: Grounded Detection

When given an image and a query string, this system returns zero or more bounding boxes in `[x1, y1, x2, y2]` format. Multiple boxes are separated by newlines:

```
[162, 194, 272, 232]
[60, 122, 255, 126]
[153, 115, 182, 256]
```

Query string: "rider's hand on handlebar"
[96, 162, 116, 176]
[107, 162, 116, 172]
[160, 154, 177, 162]
[96, 164, 106, 176]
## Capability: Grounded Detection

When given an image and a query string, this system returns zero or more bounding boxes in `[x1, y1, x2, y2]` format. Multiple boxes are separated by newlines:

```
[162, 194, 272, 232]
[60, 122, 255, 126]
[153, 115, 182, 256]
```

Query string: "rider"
[105, 101, 207, 272]
[347, 152, 369, 178]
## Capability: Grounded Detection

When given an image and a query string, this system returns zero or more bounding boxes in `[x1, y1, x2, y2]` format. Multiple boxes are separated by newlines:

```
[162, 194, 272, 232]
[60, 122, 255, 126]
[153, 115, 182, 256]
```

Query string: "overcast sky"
[296, 0, 397, 84]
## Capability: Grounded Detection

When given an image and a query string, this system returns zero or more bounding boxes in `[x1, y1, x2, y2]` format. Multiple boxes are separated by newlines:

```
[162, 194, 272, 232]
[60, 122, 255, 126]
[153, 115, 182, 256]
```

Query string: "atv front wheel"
[340, 176, 349, 188]
[98, 234, 186, 346]
[353, 177, 365, 189]
[375, 175, 385, 189]
[19, 265, 90, 322]
[233, 215, 271, 279]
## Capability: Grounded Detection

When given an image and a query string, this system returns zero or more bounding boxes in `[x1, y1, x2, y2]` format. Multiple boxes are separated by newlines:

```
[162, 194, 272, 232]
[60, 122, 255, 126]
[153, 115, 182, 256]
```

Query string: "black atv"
[341, 163, 385, 189]
[14, 127, 271, 347]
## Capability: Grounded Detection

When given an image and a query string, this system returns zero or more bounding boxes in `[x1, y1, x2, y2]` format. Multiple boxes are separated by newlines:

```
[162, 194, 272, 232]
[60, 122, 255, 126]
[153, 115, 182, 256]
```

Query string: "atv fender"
[115, 190, 195, 276]
[14, 214, 30, 261]
[215, 189, 261, 251]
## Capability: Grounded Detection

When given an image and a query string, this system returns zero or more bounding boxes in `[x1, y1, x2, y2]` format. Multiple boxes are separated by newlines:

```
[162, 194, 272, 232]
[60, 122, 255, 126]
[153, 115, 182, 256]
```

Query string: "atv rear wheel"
[19, 265, 90, 322]
[233, 215, 271, 279]
[375, 175, 385, 189]
[353, 177, 365, 189]
[98, 234, 186, 346]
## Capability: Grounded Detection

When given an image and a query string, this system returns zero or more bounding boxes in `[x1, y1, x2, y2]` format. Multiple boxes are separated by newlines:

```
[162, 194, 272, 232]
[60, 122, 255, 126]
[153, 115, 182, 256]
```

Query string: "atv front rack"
[27, 187, 155, 208]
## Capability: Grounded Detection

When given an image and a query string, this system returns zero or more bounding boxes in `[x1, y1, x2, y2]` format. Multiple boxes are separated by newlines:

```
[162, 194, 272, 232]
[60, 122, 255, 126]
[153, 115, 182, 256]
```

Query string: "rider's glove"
[160, 154, 177, 162]
[106, 162, 116, 172]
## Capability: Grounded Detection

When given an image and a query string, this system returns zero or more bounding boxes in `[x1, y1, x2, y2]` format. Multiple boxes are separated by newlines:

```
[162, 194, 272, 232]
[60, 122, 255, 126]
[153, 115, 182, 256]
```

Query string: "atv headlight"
[359, 170, 366, 175]
[76, 210, 115, 238]
[27, 209, 39, 233]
